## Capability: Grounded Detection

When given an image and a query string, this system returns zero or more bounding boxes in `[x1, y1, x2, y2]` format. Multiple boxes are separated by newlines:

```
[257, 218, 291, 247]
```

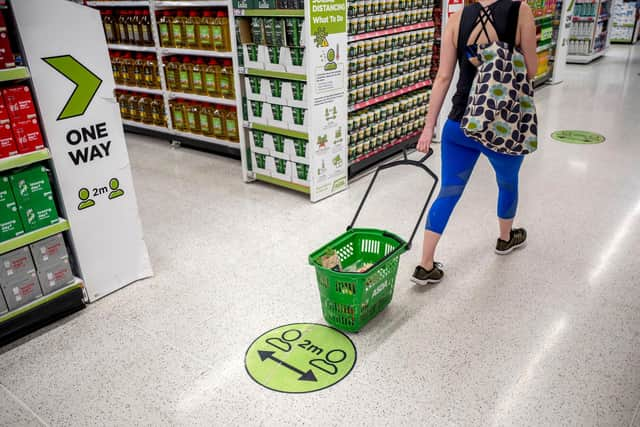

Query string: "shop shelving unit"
[567, 0, 612, 63]
[610, 0, 640, 43]
[346, 1, 437, 177]
[233, 0, 352, 202]
[85, 0, 249, 177]
[2, 0, 153, 342]
[0, 16, 85, 343]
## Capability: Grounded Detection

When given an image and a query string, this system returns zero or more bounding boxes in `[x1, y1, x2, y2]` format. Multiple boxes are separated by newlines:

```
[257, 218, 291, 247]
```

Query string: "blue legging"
[426, 119, 524, 234]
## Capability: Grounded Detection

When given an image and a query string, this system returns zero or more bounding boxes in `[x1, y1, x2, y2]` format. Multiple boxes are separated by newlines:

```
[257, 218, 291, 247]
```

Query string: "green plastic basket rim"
[308, 228, 407, 274]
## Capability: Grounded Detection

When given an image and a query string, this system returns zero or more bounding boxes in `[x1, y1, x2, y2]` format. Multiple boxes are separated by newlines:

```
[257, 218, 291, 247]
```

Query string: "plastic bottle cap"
[170, 56, 179, 62]
[223, 59, 232, 66]
[189, 11, 199, 17]
[183, 56, 191, 63]
[208, 59, 218, 65]
[163, 11, 172, 16]
[176, 10, 185, 16]
[216, 11, 227, 18]
[196, 58, 205, 64]
[203, 11, 213, 17]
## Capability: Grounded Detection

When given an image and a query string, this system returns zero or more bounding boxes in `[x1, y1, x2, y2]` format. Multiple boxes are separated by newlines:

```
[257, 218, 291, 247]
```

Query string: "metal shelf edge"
[0, 149, 51, 173]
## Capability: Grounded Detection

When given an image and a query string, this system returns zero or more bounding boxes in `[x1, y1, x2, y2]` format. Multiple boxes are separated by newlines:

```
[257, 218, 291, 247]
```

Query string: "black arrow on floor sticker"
[258, 350, 317, 382]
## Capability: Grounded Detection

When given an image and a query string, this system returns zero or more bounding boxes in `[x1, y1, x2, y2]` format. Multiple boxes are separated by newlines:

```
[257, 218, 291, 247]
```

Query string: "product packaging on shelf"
[12, 118, 45, 154]
[251, 151, 270, 176]
[0, 176, 23, 242]
[156, 8, 232, 51]
[0, 11, 15, 70]
[0, 86, 44, 155]
[0, 270, 41, 311]
[169, 98, 239, 142]
[0, 247, 36, 284]
[2, 85, 38, 121]
[29, 233, 69, 269]
[37, 259, 74, 295]
[9, 165, 59, 232]
[267, 155, 292, 181]
[0, 122, 18, 159]
[0, 291, 7, 314]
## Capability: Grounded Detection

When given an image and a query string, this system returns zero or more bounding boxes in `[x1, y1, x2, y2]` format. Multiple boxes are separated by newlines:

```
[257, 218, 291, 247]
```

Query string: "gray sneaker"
[410, 263, 444, 286]
[495, 228, 527, 255]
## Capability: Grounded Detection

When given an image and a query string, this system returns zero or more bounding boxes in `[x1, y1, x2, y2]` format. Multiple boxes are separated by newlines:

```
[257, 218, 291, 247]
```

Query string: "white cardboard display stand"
[13, 0, 153, 301]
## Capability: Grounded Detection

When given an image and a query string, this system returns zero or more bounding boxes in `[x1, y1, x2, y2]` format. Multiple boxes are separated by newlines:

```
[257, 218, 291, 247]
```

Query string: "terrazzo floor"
[1, 45, 639, 426]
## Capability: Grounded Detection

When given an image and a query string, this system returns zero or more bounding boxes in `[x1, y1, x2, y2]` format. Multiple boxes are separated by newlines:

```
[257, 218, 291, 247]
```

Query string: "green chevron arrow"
[43, 55, 103, 121]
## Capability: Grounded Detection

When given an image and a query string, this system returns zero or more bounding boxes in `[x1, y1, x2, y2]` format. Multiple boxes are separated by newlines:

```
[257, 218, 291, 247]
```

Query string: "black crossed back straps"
[470, 4, 499, 47]
[448, 0, 521, 122]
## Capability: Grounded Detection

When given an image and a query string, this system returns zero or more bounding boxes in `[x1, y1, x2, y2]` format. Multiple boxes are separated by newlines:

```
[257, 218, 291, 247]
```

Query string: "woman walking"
[412, 0, 538, 285]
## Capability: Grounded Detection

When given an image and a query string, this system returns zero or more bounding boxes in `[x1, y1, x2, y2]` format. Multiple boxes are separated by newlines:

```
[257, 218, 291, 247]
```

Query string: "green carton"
[9, 166, 53, 205]
[9, 166, 59, 233]
[17, 196, 59, 233]
[0, 176, 24, 242]
[233, 0, 254, 8]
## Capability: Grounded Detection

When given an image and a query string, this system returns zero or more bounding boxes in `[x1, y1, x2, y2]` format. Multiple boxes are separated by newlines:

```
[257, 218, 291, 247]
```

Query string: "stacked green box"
[9, 166, 59, 233]
[0, 176, 24, 243]
[233, 0, 255, 8]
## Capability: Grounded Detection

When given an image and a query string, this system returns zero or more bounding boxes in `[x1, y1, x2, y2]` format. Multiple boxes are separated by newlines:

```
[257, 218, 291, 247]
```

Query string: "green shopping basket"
[309, 149, 439, 332]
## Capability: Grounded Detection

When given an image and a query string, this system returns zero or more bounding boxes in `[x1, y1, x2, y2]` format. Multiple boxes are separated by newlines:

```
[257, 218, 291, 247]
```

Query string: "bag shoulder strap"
[457, 4, 481, 58]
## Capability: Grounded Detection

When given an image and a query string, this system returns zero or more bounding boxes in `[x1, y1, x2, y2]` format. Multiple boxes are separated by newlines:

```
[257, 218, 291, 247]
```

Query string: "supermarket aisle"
[1, 45, 639, 426]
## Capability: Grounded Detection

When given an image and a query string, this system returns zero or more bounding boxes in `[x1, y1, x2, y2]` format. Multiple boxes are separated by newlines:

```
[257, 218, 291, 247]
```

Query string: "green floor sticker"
[245, 323, 356, 393]
[551, 130, 605, 144]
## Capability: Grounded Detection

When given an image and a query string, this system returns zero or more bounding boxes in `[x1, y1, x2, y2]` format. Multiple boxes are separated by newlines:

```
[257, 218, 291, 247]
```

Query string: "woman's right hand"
[417, 126, 434, 153]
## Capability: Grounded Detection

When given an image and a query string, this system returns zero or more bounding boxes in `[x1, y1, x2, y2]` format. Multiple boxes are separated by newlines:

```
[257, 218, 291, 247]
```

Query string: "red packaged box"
[2, 85, 37, 121]
[0, 122, 17, 158]
[11, 118, 44, 154]
[0, 100, 10, 125]
[0, 31, 15, 70]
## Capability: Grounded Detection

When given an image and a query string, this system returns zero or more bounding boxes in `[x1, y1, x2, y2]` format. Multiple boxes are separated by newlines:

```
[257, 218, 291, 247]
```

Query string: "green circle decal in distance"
[245, 323, 357, 393]
[551, 130, 605, 144]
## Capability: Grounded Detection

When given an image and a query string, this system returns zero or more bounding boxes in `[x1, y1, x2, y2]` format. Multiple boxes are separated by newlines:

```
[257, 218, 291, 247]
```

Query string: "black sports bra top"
[448, 0, 520, 122]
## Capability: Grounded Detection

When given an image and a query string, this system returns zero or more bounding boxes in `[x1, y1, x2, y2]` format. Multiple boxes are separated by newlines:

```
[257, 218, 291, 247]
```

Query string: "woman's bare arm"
[417, 11, 460, 152]
[518, 2, 538, 79]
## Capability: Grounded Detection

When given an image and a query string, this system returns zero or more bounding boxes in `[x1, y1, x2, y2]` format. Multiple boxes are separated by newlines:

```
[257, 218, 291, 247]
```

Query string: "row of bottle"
[116, 91, 168, 127]
[164, 56, 235, 99]
[348, 28, 435, 59]
[110, 52, 160, 89]
[169, 100, 239, 142]
[568, 39, 594, 54]
[348, 88, 429, 133]
[349, 9, 434, 35]
[350, 54, 431, 90]
[347, 0, 437, 18]
[349, 56, 431, 98]
[101, 9, 154, 46]
[248, 17, 304, 47]
[574, 2, 598, 17]
[526, 0, 557, 14]
[349, 117, 426, 161]
[233, 0, 304, 9]
[570, 21, 595, 38]
[349, 41, 433, 74]
[157, 10, 231, 51]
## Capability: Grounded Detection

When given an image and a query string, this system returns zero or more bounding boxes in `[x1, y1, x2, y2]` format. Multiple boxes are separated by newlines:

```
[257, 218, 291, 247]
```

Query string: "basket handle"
[347, 148, 439, 250]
